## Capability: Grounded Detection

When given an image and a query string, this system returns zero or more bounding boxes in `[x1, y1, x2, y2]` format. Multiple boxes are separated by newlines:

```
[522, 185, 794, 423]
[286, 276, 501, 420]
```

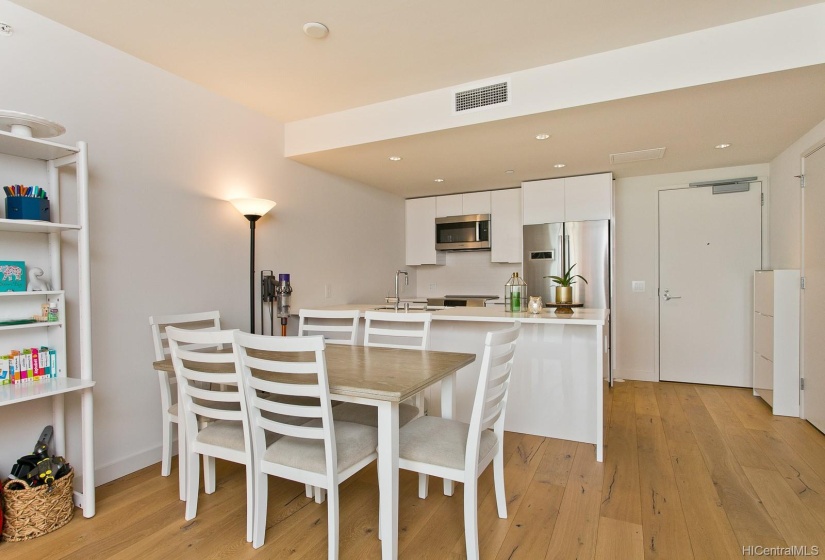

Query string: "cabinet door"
[522, 179, 564, 225]
[463, 191, 491, 215]
[435, 194, 462, 218]
[491, 189, 522, 263]
[406, 198, 445, 265]
[565, 173, 612, 221]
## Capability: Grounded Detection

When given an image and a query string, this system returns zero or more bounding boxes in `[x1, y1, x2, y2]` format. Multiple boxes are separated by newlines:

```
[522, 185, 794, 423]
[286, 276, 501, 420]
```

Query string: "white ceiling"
[9, 0, 825, 197]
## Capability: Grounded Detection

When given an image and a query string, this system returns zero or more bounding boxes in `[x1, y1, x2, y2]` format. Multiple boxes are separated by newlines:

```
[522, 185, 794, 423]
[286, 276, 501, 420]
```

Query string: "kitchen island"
[313, 305, 608, 461]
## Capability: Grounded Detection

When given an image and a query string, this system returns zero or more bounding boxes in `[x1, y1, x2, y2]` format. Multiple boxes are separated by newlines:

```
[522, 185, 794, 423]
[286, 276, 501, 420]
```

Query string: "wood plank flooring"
[3, 381, 825, 559]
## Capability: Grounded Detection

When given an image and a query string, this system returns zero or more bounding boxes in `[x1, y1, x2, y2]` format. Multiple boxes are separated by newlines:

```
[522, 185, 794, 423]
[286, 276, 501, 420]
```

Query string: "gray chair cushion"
[399, 416, 497, 470]
[195, 420, 246, 452]
[263, 420, 377, 475]
[331, 402, 419, 428]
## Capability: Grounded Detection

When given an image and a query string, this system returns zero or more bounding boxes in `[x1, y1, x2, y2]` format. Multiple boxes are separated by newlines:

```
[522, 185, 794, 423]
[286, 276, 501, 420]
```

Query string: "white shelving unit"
[753, 269, 800, 417]
[0, 129, 95, 516]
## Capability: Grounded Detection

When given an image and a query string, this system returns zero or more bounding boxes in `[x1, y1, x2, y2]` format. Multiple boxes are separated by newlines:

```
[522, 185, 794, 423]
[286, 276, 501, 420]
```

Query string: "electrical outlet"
[632, 281, 645, 293]
[324, 284, 332, 298]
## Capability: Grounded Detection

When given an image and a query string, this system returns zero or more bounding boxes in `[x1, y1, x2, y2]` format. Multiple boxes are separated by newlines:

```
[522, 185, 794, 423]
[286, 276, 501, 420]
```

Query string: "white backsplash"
[413, 251, 521, 298]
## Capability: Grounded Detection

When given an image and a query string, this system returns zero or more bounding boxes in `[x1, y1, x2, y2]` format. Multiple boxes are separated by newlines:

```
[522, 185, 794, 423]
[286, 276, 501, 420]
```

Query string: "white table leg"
[377, 401, 399, 559]
[595, 324, 604, 463]
[441, 373, 456, 496]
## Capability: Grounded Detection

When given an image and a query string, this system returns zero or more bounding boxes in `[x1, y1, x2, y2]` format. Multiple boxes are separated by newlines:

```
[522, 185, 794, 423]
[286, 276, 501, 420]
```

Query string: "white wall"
[769, 117, 825, 269]
[613, 164, 769, 382]
[0, 2, 405, 483]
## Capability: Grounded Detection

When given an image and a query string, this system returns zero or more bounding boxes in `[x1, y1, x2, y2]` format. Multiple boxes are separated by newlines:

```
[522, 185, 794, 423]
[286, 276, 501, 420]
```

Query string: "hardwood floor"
[3, 381, 825, 559]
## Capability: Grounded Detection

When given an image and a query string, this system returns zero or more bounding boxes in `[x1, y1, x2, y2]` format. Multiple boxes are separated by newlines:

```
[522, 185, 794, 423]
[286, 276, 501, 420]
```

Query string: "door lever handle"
[662, 290, 682, 301]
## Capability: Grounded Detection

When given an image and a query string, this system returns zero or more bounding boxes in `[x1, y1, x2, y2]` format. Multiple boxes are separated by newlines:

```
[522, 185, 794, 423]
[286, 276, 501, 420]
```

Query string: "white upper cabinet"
[462, 191, 491, 215]
[522, 173, 613, 224]
[435, 194, 462, 217]
[564, 173, 613, 221]
[436, 191, 491, 217]
[491, 188, 522, 263]
[406, 197, 445, 266]
[522, 178, 564, 225]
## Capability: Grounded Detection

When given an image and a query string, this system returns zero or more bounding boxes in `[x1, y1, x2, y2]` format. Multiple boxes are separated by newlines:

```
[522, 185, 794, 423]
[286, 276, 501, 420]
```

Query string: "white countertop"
[316, 304, 608, 326]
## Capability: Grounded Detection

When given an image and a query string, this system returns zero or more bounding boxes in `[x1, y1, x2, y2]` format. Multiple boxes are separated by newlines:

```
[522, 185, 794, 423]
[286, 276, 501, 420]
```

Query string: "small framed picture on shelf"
[0, 261, 26, 292]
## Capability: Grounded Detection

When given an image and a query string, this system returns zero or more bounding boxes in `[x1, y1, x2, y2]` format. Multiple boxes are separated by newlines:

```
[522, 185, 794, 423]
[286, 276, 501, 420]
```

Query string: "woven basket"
[1, 468, 74, 541]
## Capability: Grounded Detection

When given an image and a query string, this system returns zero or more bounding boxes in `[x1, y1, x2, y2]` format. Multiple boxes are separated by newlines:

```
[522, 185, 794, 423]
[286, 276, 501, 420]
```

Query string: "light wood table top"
[153, 343, 476, 403]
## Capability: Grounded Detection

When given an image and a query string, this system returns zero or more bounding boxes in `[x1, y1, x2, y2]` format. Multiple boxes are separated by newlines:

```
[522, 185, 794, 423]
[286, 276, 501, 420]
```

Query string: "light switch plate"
[632, 281, 645, 292]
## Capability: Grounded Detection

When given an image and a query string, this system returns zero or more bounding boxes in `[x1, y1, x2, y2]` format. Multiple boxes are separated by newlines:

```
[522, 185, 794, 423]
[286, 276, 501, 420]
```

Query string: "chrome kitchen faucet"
[394, 270, 408, 311]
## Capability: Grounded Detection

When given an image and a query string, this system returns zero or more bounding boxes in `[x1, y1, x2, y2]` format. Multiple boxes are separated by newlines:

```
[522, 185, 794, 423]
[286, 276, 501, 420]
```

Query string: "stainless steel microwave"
[435, 214, 491, 251]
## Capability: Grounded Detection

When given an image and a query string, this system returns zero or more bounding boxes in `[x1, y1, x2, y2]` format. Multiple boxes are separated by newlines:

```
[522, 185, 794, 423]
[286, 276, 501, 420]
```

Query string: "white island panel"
[305, 304, 607, 460]
[429, 321, 600, 446]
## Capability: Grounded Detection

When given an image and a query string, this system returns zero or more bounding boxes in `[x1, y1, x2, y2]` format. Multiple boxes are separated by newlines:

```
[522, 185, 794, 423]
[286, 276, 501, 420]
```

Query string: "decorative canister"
[528, 296, 543, 314]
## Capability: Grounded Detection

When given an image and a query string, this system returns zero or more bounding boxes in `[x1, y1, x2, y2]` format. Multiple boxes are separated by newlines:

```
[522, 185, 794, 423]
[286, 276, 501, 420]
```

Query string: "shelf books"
[0, 346, 57, 384]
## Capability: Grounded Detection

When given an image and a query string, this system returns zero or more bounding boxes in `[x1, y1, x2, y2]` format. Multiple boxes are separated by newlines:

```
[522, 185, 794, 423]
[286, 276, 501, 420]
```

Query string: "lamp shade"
[230, 198, 276, 217]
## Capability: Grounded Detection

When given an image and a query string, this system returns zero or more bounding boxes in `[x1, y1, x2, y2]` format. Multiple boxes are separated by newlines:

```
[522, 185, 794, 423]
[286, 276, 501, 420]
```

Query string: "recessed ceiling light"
[388, 156, 402, 161]
[303, 22, 329, 39]
[715, 143, 732, 149]
[504, 170, 515, 174]
[554, 163, 566, 168]
[535, 134, 550, 140]
[433, 178, 445, 183]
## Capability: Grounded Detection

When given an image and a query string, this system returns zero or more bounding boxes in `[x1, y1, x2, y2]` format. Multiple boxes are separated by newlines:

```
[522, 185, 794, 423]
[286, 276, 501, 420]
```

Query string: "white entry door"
[803, 143, 825, 433]
[659, 184, 762, 386]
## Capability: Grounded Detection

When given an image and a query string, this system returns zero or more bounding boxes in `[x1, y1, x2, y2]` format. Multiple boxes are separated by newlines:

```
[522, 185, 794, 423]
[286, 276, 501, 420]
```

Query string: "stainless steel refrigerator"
[523, 220, 610, 309]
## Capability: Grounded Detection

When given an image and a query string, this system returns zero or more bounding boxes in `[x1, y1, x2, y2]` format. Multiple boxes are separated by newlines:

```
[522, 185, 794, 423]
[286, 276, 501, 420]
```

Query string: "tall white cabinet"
[753, 269, 799, 417]
[0, 131, 95, 516]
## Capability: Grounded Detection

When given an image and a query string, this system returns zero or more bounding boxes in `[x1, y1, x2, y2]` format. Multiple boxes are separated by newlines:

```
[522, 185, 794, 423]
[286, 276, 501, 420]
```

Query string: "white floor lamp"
[230, 198, 276, 333]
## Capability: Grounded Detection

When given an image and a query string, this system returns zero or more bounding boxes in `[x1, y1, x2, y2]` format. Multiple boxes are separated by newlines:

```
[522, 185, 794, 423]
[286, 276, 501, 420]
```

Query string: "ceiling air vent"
[454, 81, 509, 113]
[609, 147, 666, 164]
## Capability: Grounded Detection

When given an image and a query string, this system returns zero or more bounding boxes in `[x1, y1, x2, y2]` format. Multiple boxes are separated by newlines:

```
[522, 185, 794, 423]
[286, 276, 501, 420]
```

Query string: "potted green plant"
[545, 264, 588, 304]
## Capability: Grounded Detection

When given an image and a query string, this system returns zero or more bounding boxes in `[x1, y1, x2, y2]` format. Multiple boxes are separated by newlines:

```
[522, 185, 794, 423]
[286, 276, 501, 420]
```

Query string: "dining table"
[153, 342, 476, 559]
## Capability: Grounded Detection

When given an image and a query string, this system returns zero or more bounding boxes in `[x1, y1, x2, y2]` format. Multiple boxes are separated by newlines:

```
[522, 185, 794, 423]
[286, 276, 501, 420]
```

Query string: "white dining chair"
[332, 311, 431, 428]
[166, 326, 254, 542]
[298, 308, 360, 345]
[298, 308, 361, 502]
[397, 322, 521, 560]
[233, 331, 378, 556]
[149, 311, 222, 500]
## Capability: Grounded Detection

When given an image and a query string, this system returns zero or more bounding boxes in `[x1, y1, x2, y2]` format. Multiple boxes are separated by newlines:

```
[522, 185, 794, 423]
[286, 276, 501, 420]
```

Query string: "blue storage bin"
[5, 197, 50, 221]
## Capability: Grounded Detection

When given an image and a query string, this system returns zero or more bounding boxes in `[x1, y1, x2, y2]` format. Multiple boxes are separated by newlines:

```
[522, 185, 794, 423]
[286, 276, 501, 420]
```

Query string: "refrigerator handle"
[564, 234, 570, 270]
[559, 233, 565, 270]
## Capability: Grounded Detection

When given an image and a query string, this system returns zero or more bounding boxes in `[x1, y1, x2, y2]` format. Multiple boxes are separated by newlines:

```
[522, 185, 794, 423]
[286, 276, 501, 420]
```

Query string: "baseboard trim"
[95, 444, 165, 486]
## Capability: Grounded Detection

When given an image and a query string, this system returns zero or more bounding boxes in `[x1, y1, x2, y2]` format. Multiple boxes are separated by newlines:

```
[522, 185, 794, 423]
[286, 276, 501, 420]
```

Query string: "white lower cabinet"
[753, 269, 799, 416]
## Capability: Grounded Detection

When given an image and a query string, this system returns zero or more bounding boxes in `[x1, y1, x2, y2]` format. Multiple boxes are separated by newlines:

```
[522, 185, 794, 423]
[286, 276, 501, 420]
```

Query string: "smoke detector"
[303, 22, 329, 39]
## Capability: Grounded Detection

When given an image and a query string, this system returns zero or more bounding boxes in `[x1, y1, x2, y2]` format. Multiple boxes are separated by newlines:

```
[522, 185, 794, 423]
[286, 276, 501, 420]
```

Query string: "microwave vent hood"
[435, 214, 491, 251]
